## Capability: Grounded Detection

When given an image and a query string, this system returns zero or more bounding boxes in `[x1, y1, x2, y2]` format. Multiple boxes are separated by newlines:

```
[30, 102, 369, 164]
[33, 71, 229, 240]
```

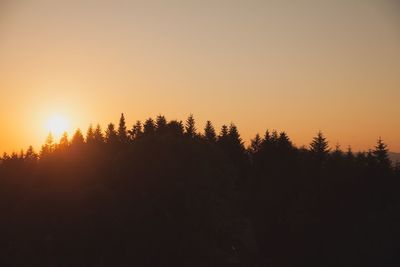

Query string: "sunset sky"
[0, 0, 399, 153]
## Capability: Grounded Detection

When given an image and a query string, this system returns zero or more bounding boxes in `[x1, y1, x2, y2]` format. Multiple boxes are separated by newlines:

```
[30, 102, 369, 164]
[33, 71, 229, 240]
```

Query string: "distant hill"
[389, 152, 400, 164]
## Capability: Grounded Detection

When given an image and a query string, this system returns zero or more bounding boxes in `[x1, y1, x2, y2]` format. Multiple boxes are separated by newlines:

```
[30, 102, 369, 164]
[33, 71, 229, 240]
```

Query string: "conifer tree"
[167, 120, 184, 136]
[118, 113, 128, 143]
[277, 132, 292, 149]
[71, 129, 85, 146]
[204, 120, 217, 142]
[59, 132, 69, 149]
[155, 115, 167, 133]
[105, 123, 118, 144]
[94, 124, 105, 144]
[373, 137, 391, 169]
[228, 123, 244, 148]
[249, 133, 262, 154]
[310, 131, 330, 162]
[129, 121, 143, 140]
[143, 118, 155, 135]
[185, 114, 196, 138]
[25, 145, 38, 161]
[40, 133, 55, 157]
[218, 125, 228, 141]
[86, 124, 95, 143]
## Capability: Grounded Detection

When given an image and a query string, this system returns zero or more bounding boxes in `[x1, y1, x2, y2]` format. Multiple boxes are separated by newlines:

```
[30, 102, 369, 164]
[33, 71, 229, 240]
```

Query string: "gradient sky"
[0, 0, 399, 153]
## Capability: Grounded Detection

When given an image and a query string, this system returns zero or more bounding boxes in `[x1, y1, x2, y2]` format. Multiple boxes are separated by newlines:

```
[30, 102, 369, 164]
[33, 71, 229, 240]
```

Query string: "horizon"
[2, 113, 400, 155]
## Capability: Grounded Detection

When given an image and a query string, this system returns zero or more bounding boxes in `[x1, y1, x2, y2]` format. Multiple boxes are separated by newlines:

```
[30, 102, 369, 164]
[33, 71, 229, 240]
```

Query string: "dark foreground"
[1, 115, 399, 266]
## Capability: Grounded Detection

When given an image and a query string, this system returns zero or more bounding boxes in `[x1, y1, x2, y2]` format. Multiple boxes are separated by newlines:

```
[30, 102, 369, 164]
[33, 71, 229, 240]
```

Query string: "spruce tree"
[167, 120, 184, 136]
[228, 123, 244, 148]
[218, 125, 228, 140]
[129, 121, 143, 140]
[59, 132, 69, 149]
[105, 123, 118, 144]
[185, 114, 197, 138]
[25, 145, 38, 161]
[310, 131, 330, 162]
[249, 133, 262, 154]
[71, 129, 85, 146]
[373, 137, 391, 169]
[94, 124, 105, 144]
[118, 113, 128, 143]
[155, 115, 167, 133]
[204, 120, 216, 142]
[143, 118, 155, 135]
[277, 132, 292, 149]
[40, 133, 55, 157]
[86, 124, 95, 144]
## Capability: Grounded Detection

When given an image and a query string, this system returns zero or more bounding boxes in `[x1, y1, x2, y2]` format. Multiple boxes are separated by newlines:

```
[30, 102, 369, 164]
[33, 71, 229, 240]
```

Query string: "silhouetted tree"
[167, 120, 184, 136]
[249, 134, 262, 154]
[310, 131, 330, 163]
[155, 115, 167, 133]
[203, 120, 217, 142]
[40, 133, 55, 157]
[143, 118, 155, 135]
[218, 125, 229, 143]
[373, 137, 391, 169]
[71, 129, 85, 146]
[24, 145, 38, 161]
[128, 120, 143, 140]
[185, 114, 196, 138]
[58, 132, 69, 149]
[86, 124, 95, 143]
[118, 113, 128, 143]
[105, 123, 118, 144]
[94, 124, 105, 144]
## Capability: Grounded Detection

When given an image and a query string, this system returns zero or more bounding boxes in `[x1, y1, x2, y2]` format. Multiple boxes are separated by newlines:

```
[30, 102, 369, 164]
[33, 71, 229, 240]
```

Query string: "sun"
[46, 115, 69, 138]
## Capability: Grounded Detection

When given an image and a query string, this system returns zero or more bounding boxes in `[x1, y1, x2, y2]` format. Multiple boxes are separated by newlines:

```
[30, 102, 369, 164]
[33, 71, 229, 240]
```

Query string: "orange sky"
[0, 0, 399, 153]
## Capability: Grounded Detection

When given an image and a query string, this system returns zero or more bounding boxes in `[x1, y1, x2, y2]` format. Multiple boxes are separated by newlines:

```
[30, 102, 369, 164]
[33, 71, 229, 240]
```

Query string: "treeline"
[0, 114, 399, 267]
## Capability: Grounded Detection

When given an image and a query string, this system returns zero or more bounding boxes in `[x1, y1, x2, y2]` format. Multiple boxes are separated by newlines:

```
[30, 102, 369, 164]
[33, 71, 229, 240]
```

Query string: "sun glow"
[46, 115, 70, 139]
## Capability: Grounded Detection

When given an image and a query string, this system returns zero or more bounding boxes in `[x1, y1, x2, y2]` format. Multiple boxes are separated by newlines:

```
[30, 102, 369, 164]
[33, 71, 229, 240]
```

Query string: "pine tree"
[94, 124, 105, 144]
[59, 132, 69, 149]
[249, 133, 262, 154]
[41, 133, 55, 157]
[105, 123, 118, 144]
[185, 114, 197, 138]
[203, 120, 216, 142]
[128, 121, 143, 140]
[228, 123, 244, 148]
[218, 125, 228, 140]
[310, 131, 330, 162]
[277, 132, 292, 149]
[167, 120, 184, 136]
[25, 145, 38, 161]
[86, 124, 95, 144]
[373, 137, 391, 169]
[71, 129, 85, 146]
[155, 115, 167, 133]
[143, 118, 155, 135]
[118, 113, 128, 143]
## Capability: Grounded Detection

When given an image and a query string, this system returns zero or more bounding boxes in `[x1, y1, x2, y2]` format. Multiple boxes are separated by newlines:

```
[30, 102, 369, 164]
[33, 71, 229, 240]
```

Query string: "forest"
[1, 114, 399, 267]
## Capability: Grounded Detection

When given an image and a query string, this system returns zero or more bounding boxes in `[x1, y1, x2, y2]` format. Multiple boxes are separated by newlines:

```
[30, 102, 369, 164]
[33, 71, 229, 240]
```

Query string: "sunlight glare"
[46, 115, 69, 138]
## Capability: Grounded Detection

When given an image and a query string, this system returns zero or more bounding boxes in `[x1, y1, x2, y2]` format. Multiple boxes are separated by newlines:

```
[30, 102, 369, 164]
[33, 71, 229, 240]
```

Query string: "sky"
[0, 0, 399, 153]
